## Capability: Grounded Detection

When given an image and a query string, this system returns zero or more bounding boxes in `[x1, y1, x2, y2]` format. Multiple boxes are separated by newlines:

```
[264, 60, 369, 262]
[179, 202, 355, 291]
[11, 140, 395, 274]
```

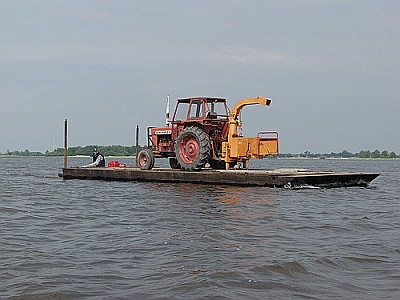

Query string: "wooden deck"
[59, 167, 379, 188]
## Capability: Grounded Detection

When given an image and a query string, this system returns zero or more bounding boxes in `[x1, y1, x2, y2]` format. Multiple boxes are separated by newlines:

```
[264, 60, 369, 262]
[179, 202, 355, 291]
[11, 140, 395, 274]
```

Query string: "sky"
[1, 0, 399, 154]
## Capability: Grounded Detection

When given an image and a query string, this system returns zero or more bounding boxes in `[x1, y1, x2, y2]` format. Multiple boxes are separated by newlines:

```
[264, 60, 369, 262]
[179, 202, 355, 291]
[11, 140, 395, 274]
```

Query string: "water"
[1, 157, 399, 299]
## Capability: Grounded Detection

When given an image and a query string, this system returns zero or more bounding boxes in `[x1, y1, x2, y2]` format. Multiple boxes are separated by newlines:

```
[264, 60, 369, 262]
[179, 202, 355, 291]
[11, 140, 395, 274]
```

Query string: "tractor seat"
[207, 112, 218, 119]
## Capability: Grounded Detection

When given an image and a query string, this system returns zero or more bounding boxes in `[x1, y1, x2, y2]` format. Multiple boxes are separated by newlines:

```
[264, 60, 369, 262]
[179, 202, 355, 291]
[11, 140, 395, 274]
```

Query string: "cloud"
[216, 46, 297, 64]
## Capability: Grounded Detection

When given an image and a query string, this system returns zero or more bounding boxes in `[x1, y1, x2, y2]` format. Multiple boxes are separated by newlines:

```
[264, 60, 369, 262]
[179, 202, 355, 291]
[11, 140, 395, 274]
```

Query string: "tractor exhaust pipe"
[166, 95, 171, 127]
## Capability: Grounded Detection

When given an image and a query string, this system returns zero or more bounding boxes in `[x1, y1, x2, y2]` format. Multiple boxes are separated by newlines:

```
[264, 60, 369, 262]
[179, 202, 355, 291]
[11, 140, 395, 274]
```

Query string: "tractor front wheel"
[138, 148, 155, 170]
[175, 126, 211, 171]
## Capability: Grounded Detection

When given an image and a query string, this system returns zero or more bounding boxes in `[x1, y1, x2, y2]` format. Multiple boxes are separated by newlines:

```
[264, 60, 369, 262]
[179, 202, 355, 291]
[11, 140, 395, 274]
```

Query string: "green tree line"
[357, 149, 398, 159]
[48, 145, 142, 156]
[278, 149, 398, 159]
[1, 145, 142, 157]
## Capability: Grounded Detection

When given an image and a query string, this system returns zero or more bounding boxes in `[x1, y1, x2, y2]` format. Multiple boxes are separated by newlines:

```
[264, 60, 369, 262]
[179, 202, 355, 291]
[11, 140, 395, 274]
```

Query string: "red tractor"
[138, 96, 278, 171]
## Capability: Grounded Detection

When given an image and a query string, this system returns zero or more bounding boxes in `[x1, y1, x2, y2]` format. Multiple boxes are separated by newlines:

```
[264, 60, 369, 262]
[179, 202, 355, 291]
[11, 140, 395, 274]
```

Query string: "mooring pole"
[135, 125, 139, 167]
[64, 119, 68, 169]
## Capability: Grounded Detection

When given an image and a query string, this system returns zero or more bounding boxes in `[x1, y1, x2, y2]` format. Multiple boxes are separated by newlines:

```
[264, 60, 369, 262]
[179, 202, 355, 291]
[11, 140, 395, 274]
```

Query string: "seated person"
[82, 148, 105, 167]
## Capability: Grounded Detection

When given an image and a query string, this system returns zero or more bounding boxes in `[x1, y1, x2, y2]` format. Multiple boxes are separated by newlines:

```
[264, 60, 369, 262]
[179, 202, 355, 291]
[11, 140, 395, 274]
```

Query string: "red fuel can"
[108, 161, 120, 167]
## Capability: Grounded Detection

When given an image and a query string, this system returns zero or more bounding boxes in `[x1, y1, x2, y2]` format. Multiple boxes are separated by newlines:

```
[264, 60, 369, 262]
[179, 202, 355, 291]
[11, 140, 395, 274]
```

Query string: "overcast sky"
[1, 0, 399, 154]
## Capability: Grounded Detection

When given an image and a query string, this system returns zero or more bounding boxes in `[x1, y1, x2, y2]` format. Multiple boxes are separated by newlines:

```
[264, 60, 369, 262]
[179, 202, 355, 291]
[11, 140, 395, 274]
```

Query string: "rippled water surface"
[1, 157, 399, 299]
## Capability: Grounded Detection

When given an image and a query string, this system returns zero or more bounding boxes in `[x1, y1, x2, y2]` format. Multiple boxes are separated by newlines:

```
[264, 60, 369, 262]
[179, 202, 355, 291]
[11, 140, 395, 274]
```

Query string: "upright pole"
[135, 125, 139, 167]
[64, 119, 68, 169]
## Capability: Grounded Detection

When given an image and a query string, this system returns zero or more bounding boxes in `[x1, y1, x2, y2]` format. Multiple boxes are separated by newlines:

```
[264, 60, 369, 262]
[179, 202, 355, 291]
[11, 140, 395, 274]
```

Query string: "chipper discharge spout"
[228, 96, 271, 138]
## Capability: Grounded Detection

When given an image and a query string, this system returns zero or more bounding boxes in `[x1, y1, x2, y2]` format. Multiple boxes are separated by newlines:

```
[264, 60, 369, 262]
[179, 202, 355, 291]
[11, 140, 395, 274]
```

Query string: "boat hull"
[59, 167, 379, 188]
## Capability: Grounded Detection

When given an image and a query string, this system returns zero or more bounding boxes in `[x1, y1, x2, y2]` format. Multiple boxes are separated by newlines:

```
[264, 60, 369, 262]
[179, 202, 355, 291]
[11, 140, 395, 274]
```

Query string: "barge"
[59, 167, 379, 188]
[59, 93, 380, 189]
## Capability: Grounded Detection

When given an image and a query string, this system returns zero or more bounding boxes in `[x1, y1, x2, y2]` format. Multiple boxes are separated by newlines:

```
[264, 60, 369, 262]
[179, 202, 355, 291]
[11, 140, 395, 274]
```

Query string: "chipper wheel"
[175, 126, 211, 171]
[138, 148, 155, 170]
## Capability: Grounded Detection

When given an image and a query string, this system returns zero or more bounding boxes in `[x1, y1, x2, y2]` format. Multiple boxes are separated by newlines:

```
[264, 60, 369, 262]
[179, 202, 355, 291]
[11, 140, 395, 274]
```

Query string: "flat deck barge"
[59, 167, 379, 188]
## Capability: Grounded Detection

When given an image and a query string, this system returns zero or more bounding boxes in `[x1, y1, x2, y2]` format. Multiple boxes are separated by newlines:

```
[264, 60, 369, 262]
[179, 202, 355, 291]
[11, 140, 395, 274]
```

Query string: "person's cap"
[93, 148, 98, 152]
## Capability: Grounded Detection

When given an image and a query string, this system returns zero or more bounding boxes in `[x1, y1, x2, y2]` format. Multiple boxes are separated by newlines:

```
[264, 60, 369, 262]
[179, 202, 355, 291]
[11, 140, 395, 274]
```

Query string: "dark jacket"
[93, 152, 105, 167]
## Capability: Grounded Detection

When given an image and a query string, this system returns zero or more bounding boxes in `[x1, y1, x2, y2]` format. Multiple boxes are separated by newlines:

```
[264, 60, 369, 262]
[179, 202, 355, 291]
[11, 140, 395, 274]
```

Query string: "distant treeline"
[0, 147, 398, 158]
[278, 149, 398, 159]
[1, 145, 142, 157]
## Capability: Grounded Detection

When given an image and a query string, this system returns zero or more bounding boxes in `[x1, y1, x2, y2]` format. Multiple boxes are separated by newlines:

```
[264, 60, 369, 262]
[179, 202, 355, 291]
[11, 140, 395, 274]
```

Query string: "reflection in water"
[216, 186, 244, 205]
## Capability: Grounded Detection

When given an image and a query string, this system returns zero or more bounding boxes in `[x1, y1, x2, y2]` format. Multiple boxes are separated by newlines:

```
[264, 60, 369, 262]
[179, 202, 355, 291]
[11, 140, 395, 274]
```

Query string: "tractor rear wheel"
[138, 148, 155, 170]
[175, 126, 211, 171]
